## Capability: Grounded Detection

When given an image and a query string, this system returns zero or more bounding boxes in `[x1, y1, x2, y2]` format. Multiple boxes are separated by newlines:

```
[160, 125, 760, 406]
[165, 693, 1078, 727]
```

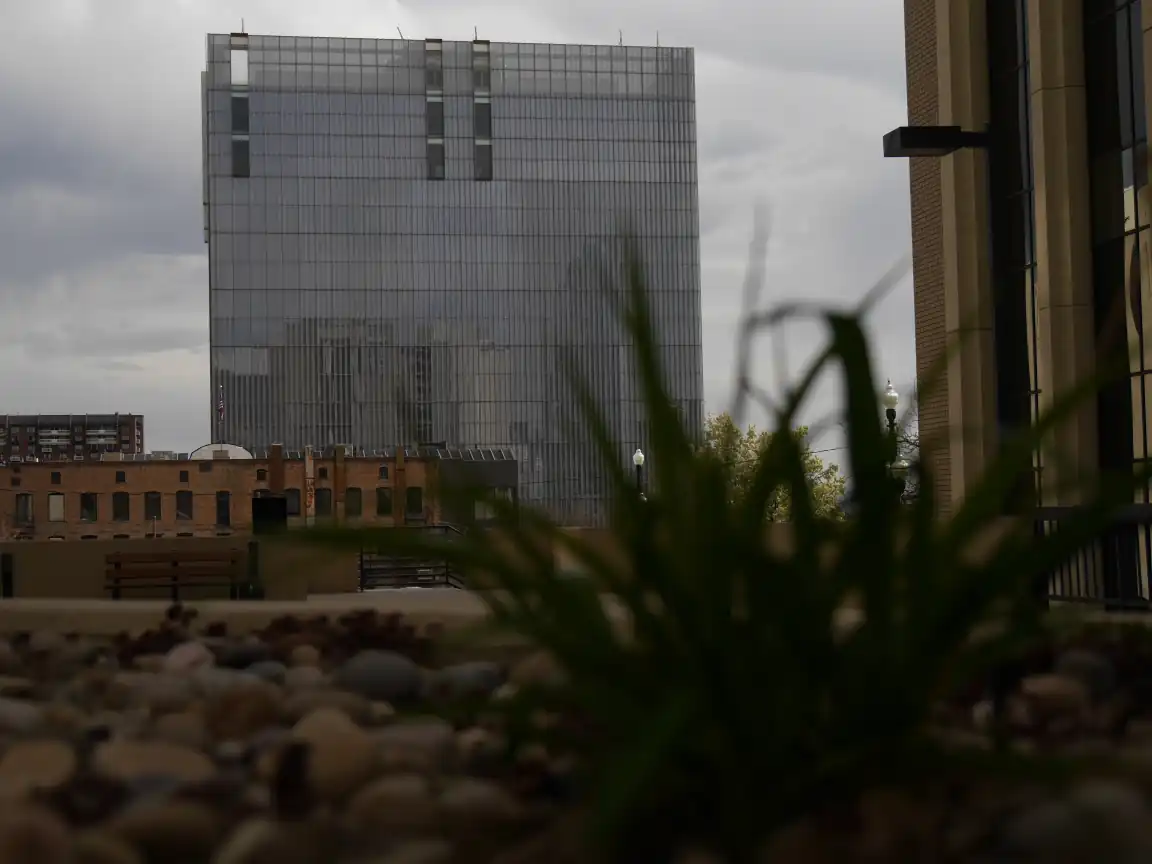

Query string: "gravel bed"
[2, 608, 1152, 863]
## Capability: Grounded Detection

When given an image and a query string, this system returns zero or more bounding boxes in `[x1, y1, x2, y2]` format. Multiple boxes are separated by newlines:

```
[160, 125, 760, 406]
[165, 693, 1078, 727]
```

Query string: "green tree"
[702, 412, 847, 520]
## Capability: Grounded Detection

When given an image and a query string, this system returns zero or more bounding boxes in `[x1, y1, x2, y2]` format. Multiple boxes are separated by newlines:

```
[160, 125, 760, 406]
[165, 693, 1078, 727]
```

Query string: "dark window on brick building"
[179, 470, 189, 482]
[345, 487, 362, 518]
[376, 487, 393, 516]
[285, 488, 301, 516]
[215, 491, 231, 527]
[80, 493, 98, 522]
[112, 492, 130, 522]
[315, 487, 332, 517]
[50, 472, 61, 485]
[115, 471, 126, 484]
[144, 491, 162, 521]
[175, 491, 193, 520]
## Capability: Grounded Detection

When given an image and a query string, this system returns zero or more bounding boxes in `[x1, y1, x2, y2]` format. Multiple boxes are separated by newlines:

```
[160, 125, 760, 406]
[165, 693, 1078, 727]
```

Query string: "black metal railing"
[359, 523, 467, 590]
[1034, 505, 1152, 610]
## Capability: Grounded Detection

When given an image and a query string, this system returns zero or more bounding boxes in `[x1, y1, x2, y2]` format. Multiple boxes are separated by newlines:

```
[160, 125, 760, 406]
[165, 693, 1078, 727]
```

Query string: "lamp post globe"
[632, 449, 645, 494]
[882, 380, 900, 411]
[632, 449, 645, 468]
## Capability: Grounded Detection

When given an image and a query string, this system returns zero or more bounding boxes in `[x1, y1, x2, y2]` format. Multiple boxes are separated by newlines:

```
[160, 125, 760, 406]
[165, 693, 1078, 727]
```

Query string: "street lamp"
[632, 449, 645, 494]
[884, 123, 1032, 512]
[881, 380, 907, 502]
[882, 380, 900, 436]
[882, 125, 989, 159]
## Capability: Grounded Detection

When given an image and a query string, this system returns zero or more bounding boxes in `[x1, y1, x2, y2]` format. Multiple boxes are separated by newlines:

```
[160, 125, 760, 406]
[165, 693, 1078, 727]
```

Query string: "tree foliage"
[702, 412, 846, 520]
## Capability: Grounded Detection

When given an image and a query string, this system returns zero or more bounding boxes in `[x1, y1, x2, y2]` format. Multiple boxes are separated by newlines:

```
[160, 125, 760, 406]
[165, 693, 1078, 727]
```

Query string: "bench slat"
[105, 569, 237, 581]
[106, 551, 239, 565]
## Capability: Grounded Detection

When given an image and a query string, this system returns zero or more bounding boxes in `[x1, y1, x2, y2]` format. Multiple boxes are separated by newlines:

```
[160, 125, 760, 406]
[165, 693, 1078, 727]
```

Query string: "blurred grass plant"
[298, 223, 1150, 862]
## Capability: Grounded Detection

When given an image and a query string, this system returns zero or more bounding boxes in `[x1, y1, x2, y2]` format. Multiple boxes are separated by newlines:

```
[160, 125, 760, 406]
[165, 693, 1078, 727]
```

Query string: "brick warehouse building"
[0, 414, 145, 463]
[0, 444, 517, 541]
[895, 0, 1151, 519]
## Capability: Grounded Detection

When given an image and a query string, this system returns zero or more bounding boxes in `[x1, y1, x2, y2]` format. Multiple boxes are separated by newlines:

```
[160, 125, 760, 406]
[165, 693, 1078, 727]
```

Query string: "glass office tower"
[202, 34, 703, 525]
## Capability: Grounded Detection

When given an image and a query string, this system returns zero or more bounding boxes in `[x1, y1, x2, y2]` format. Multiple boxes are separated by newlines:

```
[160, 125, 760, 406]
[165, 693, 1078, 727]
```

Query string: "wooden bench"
[104, 550, 245, 601]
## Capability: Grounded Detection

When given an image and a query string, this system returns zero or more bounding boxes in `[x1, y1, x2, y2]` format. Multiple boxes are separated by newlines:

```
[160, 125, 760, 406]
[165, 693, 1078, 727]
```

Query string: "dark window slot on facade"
[426, 68, 443, 90]
[427, 99, 445, 138]
[376, 487, 393, 516]
[985, 0, 1039, 508]
[216, 491, 231, 527]
[345, 487, 363, 518]
[428, 141, 445, 180]
[315, 487, 333, 517]
[474, 101, 492, 139]
[144, 491, 162, 521]
[232, 137, 250, 178]
[231, 95, 249, 135]
[112, 492, 130, 522]
[176, 491, 193, 520]
[476, 143, 493, 181]
[1085, 1, 1148, 491]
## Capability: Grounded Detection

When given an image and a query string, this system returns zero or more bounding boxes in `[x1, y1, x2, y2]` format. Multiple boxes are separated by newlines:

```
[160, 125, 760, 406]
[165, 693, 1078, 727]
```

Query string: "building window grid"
[205, 36, 701, 525]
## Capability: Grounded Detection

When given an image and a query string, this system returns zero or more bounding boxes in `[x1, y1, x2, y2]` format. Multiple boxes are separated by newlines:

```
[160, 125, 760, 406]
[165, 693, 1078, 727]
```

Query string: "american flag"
[217, 385, 225, 422]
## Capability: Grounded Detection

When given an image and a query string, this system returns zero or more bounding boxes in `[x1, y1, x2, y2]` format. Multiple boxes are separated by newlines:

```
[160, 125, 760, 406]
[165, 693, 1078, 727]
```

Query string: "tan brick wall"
[904, 0, 952, 516]
[0, 455, 435, 541]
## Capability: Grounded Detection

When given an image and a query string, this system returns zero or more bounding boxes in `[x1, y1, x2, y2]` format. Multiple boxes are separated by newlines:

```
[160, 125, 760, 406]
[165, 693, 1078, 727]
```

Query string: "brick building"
[894, 0, 1147, 515]
[0, 414, 145, 463]
[0, 444, 517, 541]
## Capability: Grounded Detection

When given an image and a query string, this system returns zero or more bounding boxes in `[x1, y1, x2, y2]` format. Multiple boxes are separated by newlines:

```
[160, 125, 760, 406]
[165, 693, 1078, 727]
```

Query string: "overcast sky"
[0, 0, 916, 461]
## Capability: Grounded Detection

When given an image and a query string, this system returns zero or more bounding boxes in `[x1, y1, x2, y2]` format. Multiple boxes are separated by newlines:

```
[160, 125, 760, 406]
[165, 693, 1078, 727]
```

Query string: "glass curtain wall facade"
[202, 34, 703, 526]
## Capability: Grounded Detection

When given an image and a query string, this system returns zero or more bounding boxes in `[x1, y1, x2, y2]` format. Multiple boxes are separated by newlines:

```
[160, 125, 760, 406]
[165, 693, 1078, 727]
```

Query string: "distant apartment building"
[0, 443, 516, 541]
[202, 32, 703, 525]
[0, 415, 144, 464]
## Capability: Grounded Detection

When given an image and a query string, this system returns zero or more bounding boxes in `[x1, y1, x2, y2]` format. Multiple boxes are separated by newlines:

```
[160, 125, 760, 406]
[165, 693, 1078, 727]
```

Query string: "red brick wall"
[904, 0, 952, 516]
[0, 455, 435, 541]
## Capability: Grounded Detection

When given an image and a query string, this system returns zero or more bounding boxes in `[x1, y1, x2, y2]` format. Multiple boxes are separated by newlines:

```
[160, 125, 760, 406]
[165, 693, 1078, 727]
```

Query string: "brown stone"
[0, 740, 76, 801]
[292, 707, 379, 803]
[1020, 674, 1090, 723]
[0, 806, 73, 864]
[108, 801, 222, 864]
[206, 683, 281, 743]
[376, 719, 456, 774]
[92, 740, 215, 784]
[288, 644, 321, 668]
[71, 831, 144, 864]
[347, 773, 436, 835]
[281, 688, 370, 725]
[152, 711, 209, 750]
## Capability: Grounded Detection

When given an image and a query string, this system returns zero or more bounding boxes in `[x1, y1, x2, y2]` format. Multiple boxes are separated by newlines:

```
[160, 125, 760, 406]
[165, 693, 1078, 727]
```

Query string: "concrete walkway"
[0, 592, 1130, 639]
[0, 589, 494, 635]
